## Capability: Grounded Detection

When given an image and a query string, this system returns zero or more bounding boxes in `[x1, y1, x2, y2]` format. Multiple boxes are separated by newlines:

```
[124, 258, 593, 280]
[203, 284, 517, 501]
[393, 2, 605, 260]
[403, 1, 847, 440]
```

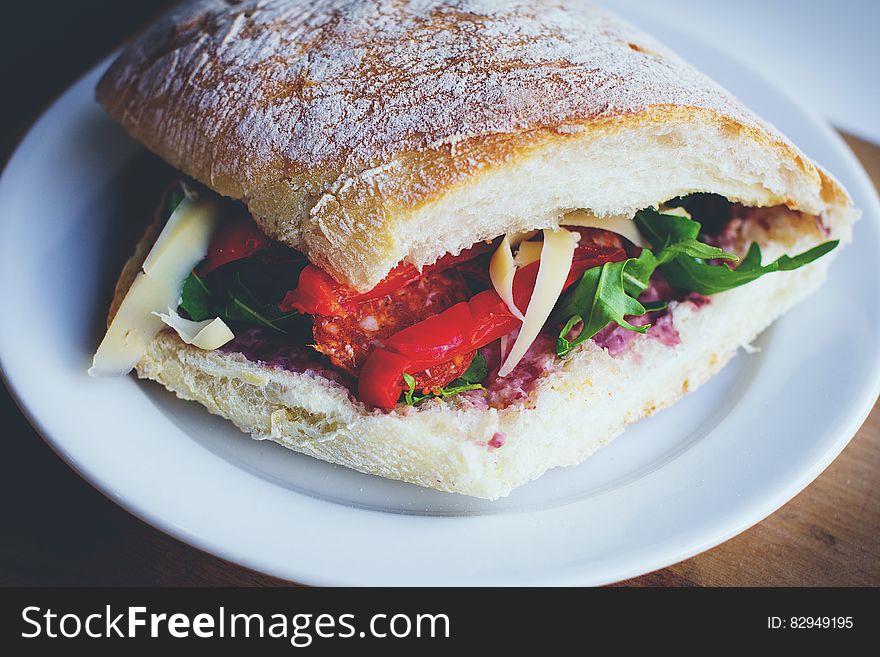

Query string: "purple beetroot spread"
[222, 327, 354, 390]
[593, 273, 709, 356]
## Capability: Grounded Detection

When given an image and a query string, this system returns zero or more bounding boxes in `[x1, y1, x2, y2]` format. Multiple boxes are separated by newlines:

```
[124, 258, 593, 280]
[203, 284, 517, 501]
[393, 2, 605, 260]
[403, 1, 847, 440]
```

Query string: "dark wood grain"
[0, 2, 877, 587]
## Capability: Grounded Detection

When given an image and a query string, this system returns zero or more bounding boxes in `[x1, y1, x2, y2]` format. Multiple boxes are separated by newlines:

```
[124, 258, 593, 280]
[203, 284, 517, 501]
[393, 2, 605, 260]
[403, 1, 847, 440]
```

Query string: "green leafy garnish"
[660, 240, 839, 295]
[552, 205, 838, 358]
[439, 381, 484, 395]
[553, 259, 649, 357]
[180, 272, 212, 321]
[401, 352, 487, 405]
[621, 248, 658, 297]
[402, 380, 485, 405]
[641, 300, 668, 313]
[634, 208, 738, 266]
[178, 261, 304, 334]
[402, 372, 418, 405]
[223, 272, 298, 332]
[458, 351, 487, 384]
[635, 207, 838, 295]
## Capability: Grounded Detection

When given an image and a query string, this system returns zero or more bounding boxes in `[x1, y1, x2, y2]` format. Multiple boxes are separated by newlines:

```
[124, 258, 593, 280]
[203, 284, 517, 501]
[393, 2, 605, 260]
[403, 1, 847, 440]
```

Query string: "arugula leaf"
[402, 379, 485, 406]
[403, 372, 417, 405]
[459, 351, 487, 384]
[556, 314, 583, 357]
[634, 208, 738, 266]
[180, 272, 212, 321]
[553, 259, 648, 357]
[224, 272, 298, 333]
[434, 380, 484, 398]
[641, 300, 668, 313]
[401, 352, 487, 405]
[621, 248, 658, 297]
[635, 206, 838, 295]
[661, 240, 839, 295]
[178, 265, 300, 333]
[552, 205, 838, 360]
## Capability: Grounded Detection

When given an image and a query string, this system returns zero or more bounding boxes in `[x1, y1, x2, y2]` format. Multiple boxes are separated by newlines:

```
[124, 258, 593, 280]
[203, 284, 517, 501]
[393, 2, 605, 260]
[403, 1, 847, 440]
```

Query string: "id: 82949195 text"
[767, 617, 853, 630]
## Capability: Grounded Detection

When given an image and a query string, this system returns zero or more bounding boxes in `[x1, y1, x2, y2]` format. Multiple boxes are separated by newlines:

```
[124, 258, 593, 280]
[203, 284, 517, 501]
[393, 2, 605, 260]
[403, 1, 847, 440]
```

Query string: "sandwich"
[90, 0, 858, 499]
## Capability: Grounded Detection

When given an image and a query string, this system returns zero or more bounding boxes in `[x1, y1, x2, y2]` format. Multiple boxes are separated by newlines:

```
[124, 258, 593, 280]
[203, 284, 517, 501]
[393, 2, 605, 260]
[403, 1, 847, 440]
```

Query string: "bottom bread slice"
[130, 212, 849, 499]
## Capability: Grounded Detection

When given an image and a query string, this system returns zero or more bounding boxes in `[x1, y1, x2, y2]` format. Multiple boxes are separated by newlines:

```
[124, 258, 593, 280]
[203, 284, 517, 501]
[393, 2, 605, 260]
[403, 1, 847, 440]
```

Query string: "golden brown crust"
[98, 0, 852, 290]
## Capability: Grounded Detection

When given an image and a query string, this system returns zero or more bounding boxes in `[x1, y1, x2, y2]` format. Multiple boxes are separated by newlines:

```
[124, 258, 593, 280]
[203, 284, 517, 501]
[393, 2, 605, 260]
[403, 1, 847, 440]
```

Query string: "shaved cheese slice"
[499, 328, 519, 364]
[143, 199, 220, 282]
[88, 274, 171, 376]
[500, 333, 511, 363]
[514, 240, 543, 267]
[562, 209, 646, 247]
[489, 235, 525, 321]
[508, 230, 540, 247]
[659, 205, 692, 219]
[154, 309, 234, 350]
[89, 197, 221, 376]
[498, 228, 577, 377]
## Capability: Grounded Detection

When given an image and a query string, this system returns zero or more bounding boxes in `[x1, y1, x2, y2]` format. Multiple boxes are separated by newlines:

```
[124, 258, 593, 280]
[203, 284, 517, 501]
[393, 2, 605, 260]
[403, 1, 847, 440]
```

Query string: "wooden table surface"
[1, 3, 877, 587]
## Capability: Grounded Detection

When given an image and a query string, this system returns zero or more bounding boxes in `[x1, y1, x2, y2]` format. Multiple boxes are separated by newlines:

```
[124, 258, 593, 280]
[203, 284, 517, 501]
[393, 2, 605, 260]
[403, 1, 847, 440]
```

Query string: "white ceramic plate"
[1, 12, 879, 586]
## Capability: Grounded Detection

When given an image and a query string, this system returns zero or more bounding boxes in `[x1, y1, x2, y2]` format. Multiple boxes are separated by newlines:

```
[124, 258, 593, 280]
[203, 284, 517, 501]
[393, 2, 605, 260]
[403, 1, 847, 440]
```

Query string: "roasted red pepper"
[279, 241, 497, 317]
[358, 242, 627, 409]
[197, 215, 271, 276]
[358, 290, 520, 408]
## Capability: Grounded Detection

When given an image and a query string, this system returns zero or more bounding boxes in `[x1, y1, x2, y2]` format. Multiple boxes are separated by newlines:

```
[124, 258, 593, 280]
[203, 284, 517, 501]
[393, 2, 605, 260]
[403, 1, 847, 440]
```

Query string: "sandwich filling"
[93, 182, 837, 410]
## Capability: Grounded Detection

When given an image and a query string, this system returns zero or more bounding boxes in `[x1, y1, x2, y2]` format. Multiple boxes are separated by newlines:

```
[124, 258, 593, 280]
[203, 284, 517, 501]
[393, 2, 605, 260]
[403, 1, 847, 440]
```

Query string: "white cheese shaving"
[88, 274, 171, 377]
[89, 197, 221, 376]
[489, 235, 525, 321]
[562, 209, 646, 247]
[498, 228, 577, 377]
[508, 230, 540, 247]
[153, 308, 234, 350]
[500, 333, 512, 363]
[658, 205, 692, 219]
[142, 200, 218, 283]
[513, 240, 543, 267]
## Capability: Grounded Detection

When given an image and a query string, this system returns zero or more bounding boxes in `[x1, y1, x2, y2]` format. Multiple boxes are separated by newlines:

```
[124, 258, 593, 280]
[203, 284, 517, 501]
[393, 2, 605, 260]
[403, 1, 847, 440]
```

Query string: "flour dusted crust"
[118, 203, 856, 499]
[97, 0, 851, 290]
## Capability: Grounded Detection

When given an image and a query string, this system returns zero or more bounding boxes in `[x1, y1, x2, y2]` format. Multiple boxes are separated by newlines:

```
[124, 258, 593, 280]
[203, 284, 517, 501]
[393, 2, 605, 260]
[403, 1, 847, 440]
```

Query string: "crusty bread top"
[98, 0, 852, 291]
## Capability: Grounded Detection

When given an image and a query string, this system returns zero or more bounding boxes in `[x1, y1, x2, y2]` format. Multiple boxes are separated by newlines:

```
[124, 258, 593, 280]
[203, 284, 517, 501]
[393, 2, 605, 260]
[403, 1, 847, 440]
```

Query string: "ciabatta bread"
[97, 0, 850, 291]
